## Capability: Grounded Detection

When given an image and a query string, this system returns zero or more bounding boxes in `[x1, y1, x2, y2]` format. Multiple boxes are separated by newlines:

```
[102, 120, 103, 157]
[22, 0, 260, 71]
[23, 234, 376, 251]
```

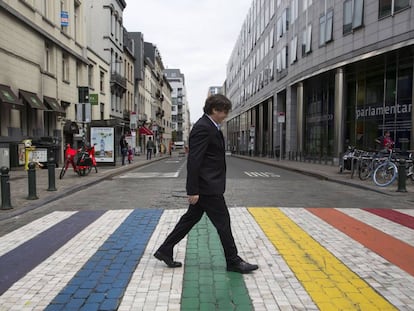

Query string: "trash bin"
[30, 137, 60, 168]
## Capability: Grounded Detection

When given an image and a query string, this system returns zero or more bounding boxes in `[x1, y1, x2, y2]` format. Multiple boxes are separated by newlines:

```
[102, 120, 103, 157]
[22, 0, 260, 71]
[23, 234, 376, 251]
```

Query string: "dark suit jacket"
[186, 114, 226, 195]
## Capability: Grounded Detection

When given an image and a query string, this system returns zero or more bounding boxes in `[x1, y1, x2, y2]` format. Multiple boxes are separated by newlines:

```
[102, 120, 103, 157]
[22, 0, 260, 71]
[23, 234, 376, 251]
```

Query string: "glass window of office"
[345, 50, 413, 151]
[304, 73, 335, 157]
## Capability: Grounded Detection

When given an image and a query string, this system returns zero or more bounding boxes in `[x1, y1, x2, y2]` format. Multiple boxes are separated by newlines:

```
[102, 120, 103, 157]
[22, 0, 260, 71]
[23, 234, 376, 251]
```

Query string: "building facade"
[0, 0, 88, 166]
[164, 69, 190, 145]
[226, 0, 414, 161]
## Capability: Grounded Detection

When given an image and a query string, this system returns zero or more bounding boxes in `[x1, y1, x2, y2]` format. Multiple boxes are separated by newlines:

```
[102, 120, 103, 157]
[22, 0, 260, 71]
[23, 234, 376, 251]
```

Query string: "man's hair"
[203, 94, 232, 115]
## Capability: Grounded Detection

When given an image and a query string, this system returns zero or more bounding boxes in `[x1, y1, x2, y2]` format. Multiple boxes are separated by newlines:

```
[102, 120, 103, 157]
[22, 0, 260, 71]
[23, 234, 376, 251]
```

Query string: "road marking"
[244, 171, 280, 177]
[249, 207, 397, 310]
[181, 215, 252, 310]
[308, 208, 414, 277]
[119, 172, 179, 178]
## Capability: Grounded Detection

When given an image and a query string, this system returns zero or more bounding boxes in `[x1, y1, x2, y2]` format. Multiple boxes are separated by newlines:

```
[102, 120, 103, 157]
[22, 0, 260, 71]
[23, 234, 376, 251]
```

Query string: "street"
[0, 155, 413, 310]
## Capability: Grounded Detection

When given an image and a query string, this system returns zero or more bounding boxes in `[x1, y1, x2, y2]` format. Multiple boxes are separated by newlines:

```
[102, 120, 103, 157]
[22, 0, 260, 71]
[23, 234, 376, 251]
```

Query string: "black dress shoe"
[154, 251, 182, 268]
[227, 260, 258, 274]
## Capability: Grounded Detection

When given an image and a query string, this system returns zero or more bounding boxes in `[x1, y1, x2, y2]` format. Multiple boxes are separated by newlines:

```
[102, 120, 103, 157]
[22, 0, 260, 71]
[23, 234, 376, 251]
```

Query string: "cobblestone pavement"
[0, 207, 413, 310]
[0, 154, 413, 310]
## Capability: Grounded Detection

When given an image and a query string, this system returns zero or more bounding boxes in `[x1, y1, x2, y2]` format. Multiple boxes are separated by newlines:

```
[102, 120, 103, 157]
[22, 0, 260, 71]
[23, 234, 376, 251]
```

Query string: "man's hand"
[188, 195, 199, 205]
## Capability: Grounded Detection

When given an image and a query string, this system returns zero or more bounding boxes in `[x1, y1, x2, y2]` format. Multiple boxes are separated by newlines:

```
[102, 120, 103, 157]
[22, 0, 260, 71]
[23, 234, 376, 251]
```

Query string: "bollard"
[1, 167, 12, 210]
[27, 162, 38, 200]
[47, 153, 57, 191]
[397, 159, 407, 193]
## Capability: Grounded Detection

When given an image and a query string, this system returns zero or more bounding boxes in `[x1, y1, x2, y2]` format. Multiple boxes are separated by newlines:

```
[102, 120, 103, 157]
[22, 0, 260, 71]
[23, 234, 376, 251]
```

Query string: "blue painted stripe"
[45, 208, 163, 311]
[0, 210, 106, 295]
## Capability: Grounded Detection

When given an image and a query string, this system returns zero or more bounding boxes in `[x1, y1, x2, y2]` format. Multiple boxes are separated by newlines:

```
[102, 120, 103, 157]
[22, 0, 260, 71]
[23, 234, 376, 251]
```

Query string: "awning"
[44, 96, 66, 114]
[19, 90, 47, 110]
[139, 126, 154, 135]
[0, 84, 23, 107]
[63, 120, 79, 134]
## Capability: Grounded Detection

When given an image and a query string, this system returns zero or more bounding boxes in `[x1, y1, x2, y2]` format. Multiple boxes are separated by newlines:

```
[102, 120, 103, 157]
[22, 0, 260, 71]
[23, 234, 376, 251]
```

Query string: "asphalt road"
[0, 155, 410, 236]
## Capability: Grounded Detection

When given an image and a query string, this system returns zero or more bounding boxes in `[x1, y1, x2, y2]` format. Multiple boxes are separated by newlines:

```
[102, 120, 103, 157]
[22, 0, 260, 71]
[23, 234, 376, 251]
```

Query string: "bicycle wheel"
[358, 160, 371, 180]
[373, 162, 398, 187]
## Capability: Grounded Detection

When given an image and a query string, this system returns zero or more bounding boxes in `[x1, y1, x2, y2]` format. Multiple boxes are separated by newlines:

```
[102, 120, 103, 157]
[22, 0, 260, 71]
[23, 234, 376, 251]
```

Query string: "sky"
[123, 0, 253, 123]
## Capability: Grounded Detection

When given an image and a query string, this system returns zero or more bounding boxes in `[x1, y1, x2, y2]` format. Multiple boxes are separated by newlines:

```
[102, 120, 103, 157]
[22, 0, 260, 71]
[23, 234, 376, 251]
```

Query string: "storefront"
[345, 49, 413, 152]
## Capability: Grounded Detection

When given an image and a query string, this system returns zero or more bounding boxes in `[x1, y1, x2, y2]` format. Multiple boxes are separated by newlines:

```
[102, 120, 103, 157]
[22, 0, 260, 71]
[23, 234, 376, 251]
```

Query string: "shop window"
[379, 0, 410, 18]
[343, 0, 364, 34]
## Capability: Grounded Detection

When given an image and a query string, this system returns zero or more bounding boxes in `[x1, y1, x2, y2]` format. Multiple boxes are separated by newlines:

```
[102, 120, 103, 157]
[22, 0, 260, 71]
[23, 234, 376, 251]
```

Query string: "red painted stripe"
[363, 208, 414, 230]
[307, 208, 414, 277]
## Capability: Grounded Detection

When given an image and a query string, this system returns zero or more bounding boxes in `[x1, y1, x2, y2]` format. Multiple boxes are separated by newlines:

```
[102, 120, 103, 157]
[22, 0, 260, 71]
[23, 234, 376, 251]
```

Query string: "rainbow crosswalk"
[0, 207, 413, 311]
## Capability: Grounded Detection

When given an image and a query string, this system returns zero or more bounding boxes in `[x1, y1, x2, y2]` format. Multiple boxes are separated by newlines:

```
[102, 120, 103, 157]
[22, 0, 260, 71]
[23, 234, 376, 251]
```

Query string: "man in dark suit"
[154, 94, 258, 274]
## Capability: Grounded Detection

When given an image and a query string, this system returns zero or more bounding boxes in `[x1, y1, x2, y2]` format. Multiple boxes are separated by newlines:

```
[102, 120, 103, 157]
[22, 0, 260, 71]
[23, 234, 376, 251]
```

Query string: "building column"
[258, 104, 264, 156]
[334, 67, 345, 161]
[267, 98, 273, 157]
[286, 86, 297, 155]
[297, 82, 304, 153]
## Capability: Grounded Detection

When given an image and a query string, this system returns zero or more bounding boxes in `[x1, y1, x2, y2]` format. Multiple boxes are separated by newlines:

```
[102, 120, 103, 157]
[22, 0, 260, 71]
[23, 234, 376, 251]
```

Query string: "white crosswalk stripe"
[244, 171, 280, 177]
[119, 172, 179, 178]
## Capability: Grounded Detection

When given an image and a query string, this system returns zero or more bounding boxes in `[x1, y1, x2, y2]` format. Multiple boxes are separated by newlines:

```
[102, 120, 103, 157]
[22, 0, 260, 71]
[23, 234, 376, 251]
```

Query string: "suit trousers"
[158, 194, 240, 264]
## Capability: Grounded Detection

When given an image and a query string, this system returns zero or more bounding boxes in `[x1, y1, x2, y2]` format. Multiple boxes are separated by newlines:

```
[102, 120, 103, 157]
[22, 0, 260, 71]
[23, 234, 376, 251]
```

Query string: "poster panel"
[90, 127, 114, 163]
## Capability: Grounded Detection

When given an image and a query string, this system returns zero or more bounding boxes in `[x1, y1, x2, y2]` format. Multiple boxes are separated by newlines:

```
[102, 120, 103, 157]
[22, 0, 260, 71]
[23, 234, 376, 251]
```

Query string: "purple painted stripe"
[363, 208, 414, 230]
[0, 210, 105, 295]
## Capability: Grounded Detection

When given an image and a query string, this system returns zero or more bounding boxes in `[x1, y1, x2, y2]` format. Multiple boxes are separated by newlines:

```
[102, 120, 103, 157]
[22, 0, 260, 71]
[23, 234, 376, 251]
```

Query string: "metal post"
[397, 159, 407, 193]
[27, 162, 38, 200]
[1, 167, 12, 210]
[47, 149, 57, 191]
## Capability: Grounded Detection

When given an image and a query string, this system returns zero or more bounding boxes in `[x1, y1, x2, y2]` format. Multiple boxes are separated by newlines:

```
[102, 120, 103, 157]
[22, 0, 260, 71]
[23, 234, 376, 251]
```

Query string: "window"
[45, 42, 52, 73]
[62, 53, 69, 82]
[319, 9, 333, 46]
[343, 0, 364, 34]
[291, 0, 298, 24]
[290, 36, 298, 64]
[88, 65, 94, 88]
[60, 0, 68, 33]
[100, 71, 105, 92]
[100, 103, 104, 120]
[379, 0, 410, 18]
[74, 0, 80, 41]
[302, 24, 312, 55]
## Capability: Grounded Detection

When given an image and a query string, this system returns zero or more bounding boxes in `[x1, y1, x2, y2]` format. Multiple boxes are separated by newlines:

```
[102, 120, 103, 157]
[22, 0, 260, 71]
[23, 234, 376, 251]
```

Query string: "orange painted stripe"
[307, 208, 414, 277]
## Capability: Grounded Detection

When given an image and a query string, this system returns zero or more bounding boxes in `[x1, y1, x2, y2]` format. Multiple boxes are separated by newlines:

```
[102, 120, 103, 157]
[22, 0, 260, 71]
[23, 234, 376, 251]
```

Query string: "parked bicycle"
[372, 150, 414, 187]
[59, 143, 98, 179]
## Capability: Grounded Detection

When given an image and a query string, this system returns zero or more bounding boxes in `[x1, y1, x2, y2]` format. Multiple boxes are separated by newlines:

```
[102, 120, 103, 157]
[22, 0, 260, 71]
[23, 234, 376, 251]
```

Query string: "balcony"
[110, 73, 127, 90]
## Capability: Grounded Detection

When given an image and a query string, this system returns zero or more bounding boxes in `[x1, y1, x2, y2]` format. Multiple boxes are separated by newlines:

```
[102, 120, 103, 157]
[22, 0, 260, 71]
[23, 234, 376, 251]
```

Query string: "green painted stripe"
[181, 215, 253, 311]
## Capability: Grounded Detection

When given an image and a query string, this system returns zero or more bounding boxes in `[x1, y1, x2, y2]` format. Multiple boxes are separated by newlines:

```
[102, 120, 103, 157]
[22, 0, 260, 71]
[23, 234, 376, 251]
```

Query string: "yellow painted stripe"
[249, 208, 397, 311]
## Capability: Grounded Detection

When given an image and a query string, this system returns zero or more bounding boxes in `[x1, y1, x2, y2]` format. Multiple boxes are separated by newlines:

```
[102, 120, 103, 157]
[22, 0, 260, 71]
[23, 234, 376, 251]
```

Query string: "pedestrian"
[146, 137, 155, 160]
[127, 145, 133, 164]
[154, 94, 259, 274]
[375, 130, 394, 153]
[120, 135, 128, 165]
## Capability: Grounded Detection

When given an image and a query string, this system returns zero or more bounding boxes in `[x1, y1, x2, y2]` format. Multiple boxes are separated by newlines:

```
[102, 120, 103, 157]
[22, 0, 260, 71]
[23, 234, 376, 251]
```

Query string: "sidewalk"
[232, 154, 414, 198]
[0, 154, 164, 221]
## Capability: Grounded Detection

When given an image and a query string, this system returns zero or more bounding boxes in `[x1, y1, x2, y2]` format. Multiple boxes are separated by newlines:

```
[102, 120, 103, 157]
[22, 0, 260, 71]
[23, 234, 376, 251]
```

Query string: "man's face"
[211, 109, 229, 124]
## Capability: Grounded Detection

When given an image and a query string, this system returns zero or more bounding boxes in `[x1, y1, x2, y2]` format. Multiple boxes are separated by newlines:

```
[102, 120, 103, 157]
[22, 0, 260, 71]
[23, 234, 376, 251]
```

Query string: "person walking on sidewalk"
[146, 137, 155, 160]
[120, 135, 128, 166]
[154, 94, 259, 274]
